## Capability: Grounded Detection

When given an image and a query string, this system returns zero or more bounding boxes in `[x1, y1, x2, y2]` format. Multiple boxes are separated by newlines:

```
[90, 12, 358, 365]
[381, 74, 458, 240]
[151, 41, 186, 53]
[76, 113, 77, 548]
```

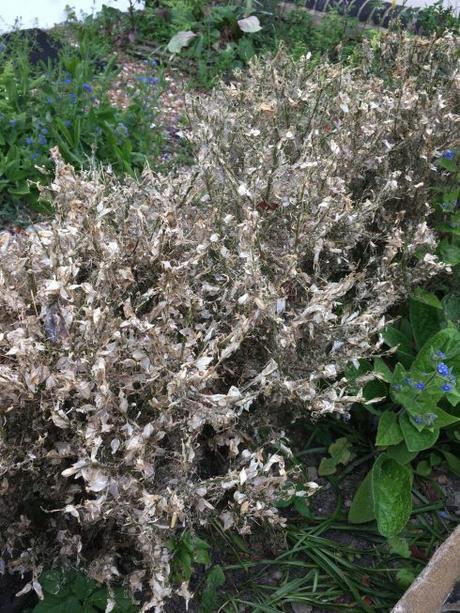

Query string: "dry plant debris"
[0, 32, 459, 611]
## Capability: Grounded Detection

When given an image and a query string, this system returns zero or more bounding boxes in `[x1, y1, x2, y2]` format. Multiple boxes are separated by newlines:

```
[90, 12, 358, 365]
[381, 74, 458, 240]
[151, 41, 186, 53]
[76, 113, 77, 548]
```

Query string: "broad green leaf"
[192, 537, 211, 565]
[201, 565, 225, 613]
[318, 456, 337, 476]
[70, 571, 97, 600]
[372, 456, 413, 537]
[110, 587, 137, 612]
[431, 406, 460, 429]
[411, 288, 443, 309]
[39, 569, 68, 596]
[363, 379, 388, 402]
[87, 588, 108, 609]
[33, 596, 82, 613]
[441, 449, 460, 476]
[376, 411, 403, 447]
[413, 328, 460, 374]
[293, 496, 314, 518]
[446, 387, 460, 406]
[438, 240, 460, 265]
[348, 469, 375, 524]
[409, 298, 443, 349]
[399, 413, 439, 452]
[385, 442, 418, 465]
[382, 326, 414, 368]
[442, 292, 460, 325]
[328, 437, 353, 464]
[373, 358, 393, 383]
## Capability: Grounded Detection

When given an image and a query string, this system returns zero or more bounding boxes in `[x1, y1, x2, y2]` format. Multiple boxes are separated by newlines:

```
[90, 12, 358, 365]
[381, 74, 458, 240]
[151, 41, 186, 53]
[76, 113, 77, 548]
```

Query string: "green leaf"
[111, 587, 136, 612]
[293, 496, 313, 518]
[200, 566, 225, 613]
[385, 442, 418, 465]
[318, 456, 338, 476]
[373, 358, 393, 383]
[413, 327, 460, 374]
[388, 535, 411, 558]
[372, 456, 413, 537]
[411, 288, 443, 309]
[441, 449, 460, 476]
[442, 292, 460, 325]
[376, 411, 404, 447]
[33, 596, 83, 613]
[409, 298, 443, 349]
[39, 569, 68, 596]
[415, 459, 432, 477]
[192, 537, 211, 565]
[396, 568, 416, 588]
[438, 240, 460, 265]
[70, 571, 97, 600]
[328, 437, 353, 464]
[348, 469, 375, 524]
[87, 588, 108, 609]
[399, 413, 440, 452]
[431, 406, 460, 429]
[382, 326, 414, 368]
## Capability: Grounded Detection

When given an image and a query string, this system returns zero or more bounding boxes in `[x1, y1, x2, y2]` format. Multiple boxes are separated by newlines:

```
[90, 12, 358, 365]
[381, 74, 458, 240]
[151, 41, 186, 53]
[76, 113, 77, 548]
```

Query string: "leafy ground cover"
[0, 27, 168, 227]
[0, 3, 459, 613]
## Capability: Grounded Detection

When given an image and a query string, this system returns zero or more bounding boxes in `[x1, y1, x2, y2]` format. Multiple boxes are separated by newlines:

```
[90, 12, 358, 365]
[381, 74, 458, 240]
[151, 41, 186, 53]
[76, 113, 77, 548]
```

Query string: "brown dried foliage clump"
[0, 33, 459, 609]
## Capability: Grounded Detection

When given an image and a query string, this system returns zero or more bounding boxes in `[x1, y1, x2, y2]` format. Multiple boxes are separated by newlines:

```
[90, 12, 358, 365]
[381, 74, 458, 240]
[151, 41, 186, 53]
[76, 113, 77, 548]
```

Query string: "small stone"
[291, 604, 313, 613]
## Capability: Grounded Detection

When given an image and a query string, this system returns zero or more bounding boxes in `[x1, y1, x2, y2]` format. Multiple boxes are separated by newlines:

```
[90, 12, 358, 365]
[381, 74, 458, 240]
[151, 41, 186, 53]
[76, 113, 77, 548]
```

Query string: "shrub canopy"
[0, 32, 458, 610]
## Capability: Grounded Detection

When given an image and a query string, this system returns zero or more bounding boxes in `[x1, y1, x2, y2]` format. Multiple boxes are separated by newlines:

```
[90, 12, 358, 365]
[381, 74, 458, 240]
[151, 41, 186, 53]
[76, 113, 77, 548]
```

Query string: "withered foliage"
[0, 33, 458, 610]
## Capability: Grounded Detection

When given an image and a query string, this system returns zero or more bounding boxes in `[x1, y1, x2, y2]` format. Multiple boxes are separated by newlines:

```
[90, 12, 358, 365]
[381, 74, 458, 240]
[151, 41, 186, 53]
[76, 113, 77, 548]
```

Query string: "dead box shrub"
[0, 32, 458, 610]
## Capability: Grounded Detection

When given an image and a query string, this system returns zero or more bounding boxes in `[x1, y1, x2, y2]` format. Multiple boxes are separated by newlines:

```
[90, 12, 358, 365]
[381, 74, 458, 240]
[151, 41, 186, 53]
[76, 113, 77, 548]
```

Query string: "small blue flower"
[9, 119, 17, 127]
[150, 58, 158, 68]
[415, 382, 426, 390]
[63, 77, 72, 85]
[69, 93, 77, 104]
[403, 377, 413, 386]
[413, 415, 423, 425]
[441, 383, 453, 392]
[115, 122, 129, 138]
[436, 351, 446, 359]
[437, 363, 450, 377]
[0, 43, 5, 53]
[82, 82, 93, 93]
[442, 150, 455, 160]
[137, 75, 159, 86]
[47, 96, 53, 104]
[31, 152, 40, 161]
[40, 127, 49, 135]
[38, 134, 47, 146]
[438, 511, 449, 520]
[25, 137, 34, 145]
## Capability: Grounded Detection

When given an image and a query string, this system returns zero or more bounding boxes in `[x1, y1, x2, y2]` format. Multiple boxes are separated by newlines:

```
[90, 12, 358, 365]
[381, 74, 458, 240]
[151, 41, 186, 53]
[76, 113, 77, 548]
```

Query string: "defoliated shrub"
[0, 32, 458, 610]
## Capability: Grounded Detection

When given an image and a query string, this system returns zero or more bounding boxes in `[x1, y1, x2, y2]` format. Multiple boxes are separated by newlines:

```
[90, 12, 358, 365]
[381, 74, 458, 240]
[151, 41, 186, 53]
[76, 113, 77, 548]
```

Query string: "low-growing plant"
[22, 568, 137, 612]
[345, 150, 460, 537]
[0, 32, 163, 225]
[0, 34, 458, 609]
